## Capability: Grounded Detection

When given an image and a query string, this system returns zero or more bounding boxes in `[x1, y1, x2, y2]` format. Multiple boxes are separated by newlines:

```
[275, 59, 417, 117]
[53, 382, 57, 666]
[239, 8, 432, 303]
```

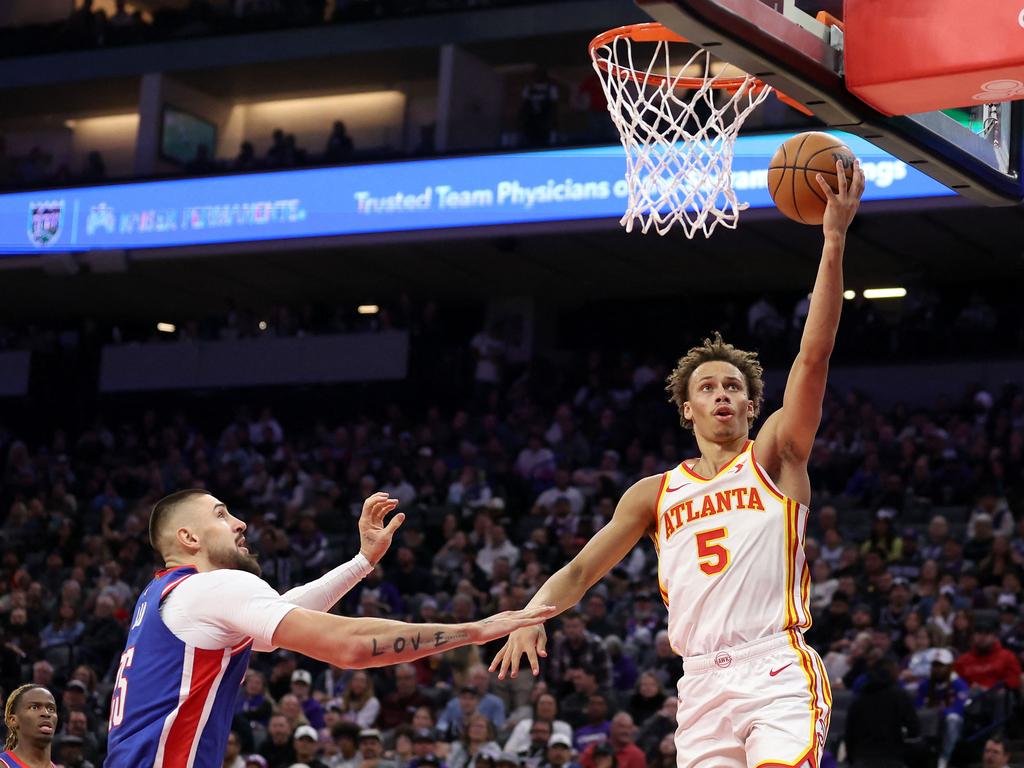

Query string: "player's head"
[666, 332, 764, 440]
[4, 683, 57, 752]
[149, 489, 260, 576]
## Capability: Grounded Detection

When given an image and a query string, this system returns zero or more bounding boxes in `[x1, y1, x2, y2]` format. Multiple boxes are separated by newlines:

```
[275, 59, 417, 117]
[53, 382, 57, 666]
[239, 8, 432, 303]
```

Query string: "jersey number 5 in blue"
[109, 647, 135, 729]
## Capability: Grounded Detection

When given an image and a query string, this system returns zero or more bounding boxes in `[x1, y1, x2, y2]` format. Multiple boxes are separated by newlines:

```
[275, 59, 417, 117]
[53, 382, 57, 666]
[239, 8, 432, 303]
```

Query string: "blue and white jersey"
[104, 566, 253, 768]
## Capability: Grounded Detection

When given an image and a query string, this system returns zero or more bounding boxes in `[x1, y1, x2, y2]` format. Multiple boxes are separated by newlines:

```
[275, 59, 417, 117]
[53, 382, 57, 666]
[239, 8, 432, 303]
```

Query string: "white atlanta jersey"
[654, 440, 811, 657]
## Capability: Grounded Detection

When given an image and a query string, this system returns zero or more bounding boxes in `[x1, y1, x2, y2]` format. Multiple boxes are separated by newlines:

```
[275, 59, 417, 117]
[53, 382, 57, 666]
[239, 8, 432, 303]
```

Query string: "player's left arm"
[755, 159, 865, 495]
[279, 492, 404, 610]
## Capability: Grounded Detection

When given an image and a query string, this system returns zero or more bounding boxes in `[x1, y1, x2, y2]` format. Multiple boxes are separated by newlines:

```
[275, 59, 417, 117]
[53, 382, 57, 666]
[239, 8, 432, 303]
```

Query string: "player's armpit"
[535, 474, 660, 611]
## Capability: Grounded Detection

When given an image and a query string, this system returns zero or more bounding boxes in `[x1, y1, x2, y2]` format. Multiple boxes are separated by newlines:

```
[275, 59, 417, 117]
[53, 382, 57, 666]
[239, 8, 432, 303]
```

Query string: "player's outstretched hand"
[473, 607, 555, 650]
[358, 492, 404, 565]
[817, 158, 865, 238]
[488, 624, 549, 680]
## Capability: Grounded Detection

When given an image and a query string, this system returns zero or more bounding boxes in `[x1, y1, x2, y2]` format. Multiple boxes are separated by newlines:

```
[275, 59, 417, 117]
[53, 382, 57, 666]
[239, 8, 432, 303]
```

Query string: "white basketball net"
[591, 32, 775, 238]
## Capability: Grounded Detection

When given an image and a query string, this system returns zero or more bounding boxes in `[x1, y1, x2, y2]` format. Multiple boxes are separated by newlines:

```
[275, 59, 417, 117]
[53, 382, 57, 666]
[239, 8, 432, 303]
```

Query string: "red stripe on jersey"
[231, 638, 253, 655]
[0, 752, 56, 768]
[161, 573, 194, 599]
[161, 647, 225, 767]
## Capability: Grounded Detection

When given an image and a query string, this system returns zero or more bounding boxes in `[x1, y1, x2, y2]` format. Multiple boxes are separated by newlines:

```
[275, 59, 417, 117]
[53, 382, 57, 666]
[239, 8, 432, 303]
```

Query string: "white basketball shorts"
[674, 630, 831, 768]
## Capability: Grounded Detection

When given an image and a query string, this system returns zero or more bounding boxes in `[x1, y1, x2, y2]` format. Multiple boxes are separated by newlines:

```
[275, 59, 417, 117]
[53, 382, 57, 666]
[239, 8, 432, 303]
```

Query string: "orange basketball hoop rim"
[589, 23, 813, 116]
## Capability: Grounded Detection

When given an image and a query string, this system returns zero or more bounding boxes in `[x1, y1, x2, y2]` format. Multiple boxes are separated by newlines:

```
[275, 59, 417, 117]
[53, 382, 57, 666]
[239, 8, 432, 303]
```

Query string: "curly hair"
[665, 332, 765, 431]
[4, 683, 47, 751]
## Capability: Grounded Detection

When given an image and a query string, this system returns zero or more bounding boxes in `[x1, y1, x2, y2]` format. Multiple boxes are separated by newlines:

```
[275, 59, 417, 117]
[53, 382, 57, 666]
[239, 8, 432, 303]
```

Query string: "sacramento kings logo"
[28, 200, 65, 246]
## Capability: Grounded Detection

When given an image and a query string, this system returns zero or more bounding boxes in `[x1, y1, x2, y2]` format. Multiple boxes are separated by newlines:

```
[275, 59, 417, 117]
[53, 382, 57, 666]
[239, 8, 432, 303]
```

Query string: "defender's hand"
[358, 492, 404, 565]
[488, 624, 549, 680]
[817, 158, 865, 237]
[473, 607, 555, 652]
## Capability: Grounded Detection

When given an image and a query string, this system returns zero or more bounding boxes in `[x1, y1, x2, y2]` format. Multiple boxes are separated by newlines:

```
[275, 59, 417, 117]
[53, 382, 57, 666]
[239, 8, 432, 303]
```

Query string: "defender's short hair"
[149, 489, 211, 558]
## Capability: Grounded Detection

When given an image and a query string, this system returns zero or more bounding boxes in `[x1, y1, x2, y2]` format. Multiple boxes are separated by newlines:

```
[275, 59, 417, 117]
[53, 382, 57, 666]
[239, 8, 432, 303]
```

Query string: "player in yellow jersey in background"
[490, 160, 865, 768]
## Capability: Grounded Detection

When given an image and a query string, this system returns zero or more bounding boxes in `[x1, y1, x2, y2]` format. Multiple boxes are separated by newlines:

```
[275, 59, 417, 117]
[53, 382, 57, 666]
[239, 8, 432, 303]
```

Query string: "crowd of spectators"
[1, 283, 1018, 375]
[0, 316, 1023, 767]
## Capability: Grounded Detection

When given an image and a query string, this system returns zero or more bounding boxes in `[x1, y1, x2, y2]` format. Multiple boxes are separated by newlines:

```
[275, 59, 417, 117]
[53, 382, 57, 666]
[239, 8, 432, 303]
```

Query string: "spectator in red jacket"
[954, 622, 1022, 692]
[580, 713, 645, 768]
[954, 618, 1022, 732]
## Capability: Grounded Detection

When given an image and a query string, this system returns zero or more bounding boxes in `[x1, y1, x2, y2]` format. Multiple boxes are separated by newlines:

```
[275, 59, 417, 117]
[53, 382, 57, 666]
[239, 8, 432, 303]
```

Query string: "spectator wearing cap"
[503, 692, 573, 757]
[378, 664, 433, 730]
[224, 730, 247, 768]
[438, 681, 502, 739]
[969, 490, 1014, 540]
[334, 670, 380, 729]
[357, 728, 398, 768]
[878, 577, 914, 643]
[914, 648, 968, 768]
[579, 714, 644, 768]
[60, 678, 91, 727]
[407, 727, 444, 768]
[539, 734, 578, 768]
[246, 756, 269, 768]
[294, 724, 330, 768]
[997, 597, 1024, 655]
[60, 709, 100, 764]
[511, 718, 553, 768]
[327, 722, 361, 768]
[261, 713, 297, 768]
[547, 612, 612, 696]
[954, 616, 1021, 726]
[446, 714, 501, 768]
[292, 669, 326, 729]
[55, 733, 95, 768]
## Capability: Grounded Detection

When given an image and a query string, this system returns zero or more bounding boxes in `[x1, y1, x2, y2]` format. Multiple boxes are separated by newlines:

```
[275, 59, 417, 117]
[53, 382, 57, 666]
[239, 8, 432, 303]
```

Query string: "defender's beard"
[210, 542, 262, 577]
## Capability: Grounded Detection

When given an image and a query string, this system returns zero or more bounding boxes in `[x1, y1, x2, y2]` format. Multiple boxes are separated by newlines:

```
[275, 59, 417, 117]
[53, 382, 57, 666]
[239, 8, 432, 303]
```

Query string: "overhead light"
[843, 290, 856, 300]
[156, 322, 176, 333]
[862, 287, 907, 300]
[357, 305, 379, 315]
[258, 320, 268, 331]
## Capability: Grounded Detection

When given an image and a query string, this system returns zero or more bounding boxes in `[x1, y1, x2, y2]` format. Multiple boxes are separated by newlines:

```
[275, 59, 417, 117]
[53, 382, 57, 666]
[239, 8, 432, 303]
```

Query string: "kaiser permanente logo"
[27, 199, 65, 246]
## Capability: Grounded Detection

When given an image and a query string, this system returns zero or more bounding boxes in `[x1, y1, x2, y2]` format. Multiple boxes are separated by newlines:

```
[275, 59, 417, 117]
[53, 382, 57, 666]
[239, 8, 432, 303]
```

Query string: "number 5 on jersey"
[109, 646, 135, 729]
[696, 528, 730, 576]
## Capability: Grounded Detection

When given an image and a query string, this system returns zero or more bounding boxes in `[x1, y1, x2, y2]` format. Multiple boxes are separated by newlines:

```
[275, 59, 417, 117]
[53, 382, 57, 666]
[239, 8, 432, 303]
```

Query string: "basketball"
[768, 132, 856, 225]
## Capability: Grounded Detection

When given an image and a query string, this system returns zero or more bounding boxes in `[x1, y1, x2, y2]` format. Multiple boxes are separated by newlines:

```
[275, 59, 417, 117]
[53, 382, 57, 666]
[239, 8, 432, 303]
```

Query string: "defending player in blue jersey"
[1, 684, 57, 768]
[105, 490, 554, 768]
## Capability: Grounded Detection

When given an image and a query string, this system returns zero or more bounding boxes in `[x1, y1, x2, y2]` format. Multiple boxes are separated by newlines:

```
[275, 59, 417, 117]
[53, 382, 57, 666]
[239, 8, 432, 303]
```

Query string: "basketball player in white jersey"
[490, 159, 865, 768]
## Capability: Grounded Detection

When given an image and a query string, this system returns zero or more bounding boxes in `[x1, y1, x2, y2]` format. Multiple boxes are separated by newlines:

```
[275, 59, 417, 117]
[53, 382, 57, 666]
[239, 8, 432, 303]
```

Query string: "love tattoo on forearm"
[370, 629, 470, 656]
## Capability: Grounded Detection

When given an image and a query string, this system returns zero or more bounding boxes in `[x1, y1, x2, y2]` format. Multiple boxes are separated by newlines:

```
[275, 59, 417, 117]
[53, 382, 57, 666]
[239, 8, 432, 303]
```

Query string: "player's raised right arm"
[489, 474, 660, 679]
[271, 604, 556, 670]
